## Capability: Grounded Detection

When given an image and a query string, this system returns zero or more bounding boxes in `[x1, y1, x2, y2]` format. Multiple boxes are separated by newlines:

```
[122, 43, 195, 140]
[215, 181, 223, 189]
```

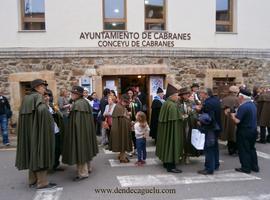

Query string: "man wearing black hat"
[156, 84, 184, 173]
[228, 88, 259, 174]
[62, 86, 98, 181]
[15, 79, 57, 189]
[179, 87, 199, 163]
[150, 87, 165, 143]
[109, 94, 133, 163]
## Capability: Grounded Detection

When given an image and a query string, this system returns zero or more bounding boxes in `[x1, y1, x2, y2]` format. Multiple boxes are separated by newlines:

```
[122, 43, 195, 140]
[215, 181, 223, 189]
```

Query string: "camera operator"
[226, 88, 259, 174]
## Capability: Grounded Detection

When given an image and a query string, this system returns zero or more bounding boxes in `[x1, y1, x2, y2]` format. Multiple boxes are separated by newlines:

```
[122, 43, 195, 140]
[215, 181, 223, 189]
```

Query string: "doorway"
[102, 75, 165, 118]
[213, 77, 236, 98]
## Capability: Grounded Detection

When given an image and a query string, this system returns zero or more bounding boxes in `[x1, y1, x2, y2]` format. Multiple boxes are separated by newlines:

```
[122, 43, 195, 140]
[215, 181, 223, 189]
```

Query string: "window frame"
[20, 0, 46, 31]
[216, 0, 234, 32]
[144, 0, 166, 31]
[103, 0, 127, 31]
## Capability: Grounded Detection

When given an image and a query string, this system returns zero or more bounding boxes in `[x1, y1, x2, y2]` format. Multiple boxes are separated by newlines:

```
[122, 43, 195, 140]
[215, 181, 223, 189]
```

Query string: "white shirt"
[134, 122, 150, 139]
[103, 103, 116, 117]
[48, 106, 60, 134]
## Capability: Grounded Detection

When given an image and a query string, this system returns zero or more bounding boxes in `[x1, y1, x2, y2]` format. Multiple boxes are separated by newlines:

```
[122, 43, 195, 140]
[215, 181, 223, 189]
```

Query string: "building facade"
[0, 0, 270, 118]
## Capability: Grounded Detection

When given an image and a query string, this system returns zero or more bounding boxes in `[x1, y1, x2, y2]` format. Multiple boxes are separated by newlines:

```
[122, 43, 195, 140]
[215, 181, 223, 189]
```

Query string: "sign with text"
[79, 31, 191, 48]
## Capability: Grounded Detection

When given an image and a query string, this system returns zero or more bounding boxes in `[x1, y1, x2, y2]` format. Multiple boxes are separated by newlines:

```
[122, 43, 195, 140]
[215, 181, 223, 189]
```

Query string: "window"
[21, 0, 45, 30]
[145, 0, 166, 31]
[216, 0, 233, 32]
[103, 0, 126, 30]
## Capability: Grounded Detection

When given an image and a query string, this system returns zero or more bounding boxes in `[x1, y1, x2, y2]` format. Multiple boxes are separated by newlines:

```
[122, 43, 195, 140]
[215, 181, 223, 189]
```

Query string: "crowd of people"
[4, 78, 269, 190]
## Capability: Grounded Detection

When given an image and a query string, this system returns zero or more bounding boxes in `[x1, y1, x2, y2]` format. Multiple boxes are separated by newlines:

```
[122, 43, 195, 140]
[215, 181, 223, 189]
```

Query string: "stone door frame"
[204, 69, 243, 89]
[8, 71, 57, 119]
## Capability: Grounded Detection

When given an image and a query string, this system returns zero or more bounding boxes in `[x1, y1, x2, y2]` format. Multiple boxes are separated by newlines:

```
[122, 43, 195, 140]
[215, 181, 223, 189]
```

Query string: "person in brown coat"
[109, 94, 132, 163]
[257, 89, 270, 143]
[221, 86, 240, 155]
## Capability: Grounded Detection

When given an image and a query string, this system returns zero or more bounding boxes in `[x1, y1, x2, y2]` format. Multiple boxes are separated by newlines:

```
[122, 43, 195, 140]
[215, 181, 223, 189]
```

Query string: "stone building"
[0, 0, 270, 119]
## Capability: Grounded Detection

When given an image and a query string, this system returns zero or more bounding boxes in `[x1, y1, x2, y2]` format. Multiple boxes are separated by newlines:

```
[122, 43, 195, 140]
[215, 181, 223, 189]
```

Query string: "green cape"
[15, 92, 55, 171]
[109, 103, 132, 152]
[156, 99, 184, 163]
[62, 98, 98, 165]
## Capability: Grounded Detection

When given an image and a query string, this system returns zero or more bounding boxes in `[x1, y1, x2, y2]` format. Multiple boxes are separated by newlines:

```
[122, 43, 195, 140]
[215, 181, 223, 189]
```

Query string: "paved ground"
[0, 138, 270, 200]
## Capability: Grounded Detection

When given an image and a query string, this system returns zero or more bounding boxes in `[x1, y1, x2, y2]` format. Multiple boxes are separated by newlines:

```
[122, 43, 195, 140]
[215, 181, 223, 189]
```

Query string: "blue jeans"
[204, 136, 219, 173]
[136, 138, 146, 161]
[0, 114, 9, 144]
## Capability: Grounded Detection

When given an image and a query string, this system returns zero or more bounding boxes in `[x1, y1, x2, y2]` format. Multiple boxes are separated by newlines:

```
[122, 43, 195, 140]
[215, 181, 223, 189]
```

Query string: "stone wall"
[1, 57, 270, 101]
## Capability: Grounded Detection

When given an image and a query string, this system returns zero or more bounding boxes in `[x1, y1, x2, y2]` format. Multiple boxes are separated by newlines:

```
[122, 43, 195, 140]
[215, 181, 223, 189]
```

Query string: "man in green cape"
[62, 86, 98, 181]
[15, 79, 56, 189]
[179, 87, 200, 164]
[109, 94, 132, 163]
[156, 83, 184, 173]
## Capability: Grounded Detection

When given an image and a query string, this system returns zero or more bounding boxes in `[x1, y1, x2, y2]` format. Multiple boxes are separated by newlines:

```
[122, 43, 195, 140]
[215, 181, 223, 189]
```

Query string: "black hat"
[70, 86, 84, 96]
[179, 87, 190, 96]
[239, 88, 252, 97]
[44, 89, 52, 96]
[191, 83, 200, 88]
[31, 79, 48, 89]
[165, 83, 178, 97]
[157, 87, 164, 94]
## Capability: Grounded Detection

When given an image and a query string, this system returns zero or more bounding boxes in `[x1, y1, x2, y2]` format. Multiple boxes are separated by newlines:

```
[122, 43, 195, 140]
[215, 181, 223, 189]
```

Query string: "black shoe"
[257, 140, 266, 144]
[53, 167, 65, 171]
[235, 168, 251, 174]
[167, 168, 182, 173]
[251, 167, 260, 173]
[197, 169, 213, 175]
[37, 183, 57, 190]
[73, 176, 88, 182]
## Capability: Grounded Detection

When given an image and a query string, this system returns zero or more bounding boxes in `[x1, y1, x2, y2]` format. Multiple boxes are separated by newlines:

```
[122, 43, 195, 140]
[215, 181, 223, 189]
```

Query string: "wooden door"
[213, 77, 235, 98]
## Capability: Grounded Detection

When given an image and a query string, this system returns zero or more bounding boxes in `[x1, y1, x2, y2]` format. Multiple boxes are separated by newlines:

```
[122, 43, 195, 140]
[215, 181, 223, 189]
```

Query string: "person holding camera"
[227, 88, 259, 174]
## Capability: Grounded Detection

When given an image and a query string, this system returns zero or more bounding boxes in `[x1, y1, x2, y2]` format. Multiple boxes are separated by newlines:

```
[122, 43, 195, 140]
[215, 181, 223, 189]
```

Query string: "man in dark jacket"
[100, 88, 111, 141]
[0, 90, 11, 146]
[15, 79, 56, 189]
[197, 88, 221, 175]
[150, 87, 165, 143]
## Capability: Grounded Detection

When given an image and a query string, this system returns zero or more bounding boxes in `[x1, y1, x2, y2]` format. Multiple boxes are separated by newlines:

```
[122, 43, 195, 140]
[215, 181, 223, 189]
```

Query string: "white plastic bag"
[191, 129, 205, 150]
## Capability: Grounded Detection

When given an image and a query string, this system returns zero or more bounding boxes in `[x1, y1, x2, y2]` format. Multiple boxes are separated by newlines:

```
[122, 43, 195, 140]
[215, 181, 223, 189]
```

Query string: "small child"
[134, 111, 150, 166]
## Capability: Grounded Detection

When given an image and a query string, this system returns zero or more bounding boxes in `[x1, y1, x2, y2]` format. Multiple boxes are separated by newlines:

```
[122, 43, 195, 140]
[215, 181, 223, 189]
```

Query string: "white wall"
[0, 0, 269, 48]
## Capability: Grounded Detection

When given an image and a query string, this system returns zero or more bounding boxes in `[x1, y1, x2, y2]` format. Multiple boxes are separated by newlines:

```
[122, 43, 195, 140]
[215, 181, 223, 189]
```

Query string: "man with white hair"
[228, 88, 259, 174]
